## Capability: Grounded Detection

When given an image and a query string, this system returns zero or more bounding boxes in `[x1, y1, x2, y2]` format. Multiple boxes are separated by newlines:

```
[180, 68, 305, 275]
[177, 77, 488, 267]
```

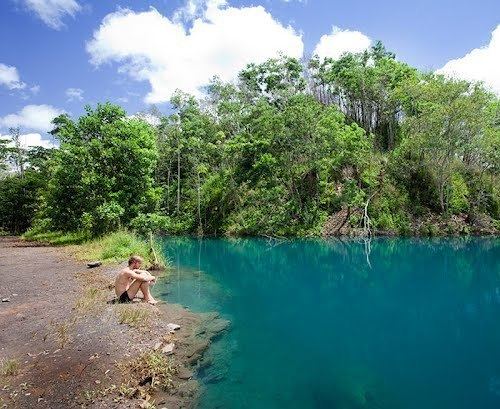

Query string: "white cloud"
[0, 104, 64, 132]
[128, 113, 161, 127]
[0, 63, 26, 90]
[313, 26, 372, 60]
[172, 0, 225, 22]
[437, 25, 500, 95]
[86, 0, 303, 103]
[21, 0, 82, 30]
[30, 85, 41, 94]
[66, 87, 84, 101]
[1, 132, 55, 149]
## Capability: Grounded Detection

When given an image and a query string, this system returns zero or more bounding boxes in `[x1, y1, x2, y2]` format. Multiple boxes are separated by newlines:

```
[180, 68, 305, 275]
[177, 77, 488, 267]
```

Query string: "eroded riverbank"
[0, 237, 228, 408]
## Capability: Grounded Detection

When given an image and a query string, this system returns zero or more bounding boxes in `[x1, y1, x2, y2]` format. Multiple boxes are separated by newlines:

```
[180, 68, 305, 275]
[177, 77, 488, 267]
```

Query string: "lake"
[155, 237, 500, 409]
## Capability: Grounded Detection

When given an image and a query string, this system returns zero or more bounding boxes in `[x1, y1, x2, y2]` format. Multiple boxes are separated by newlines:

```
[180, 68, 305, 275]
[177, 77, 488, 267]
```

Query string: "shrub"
[75, 231, 167, 269]
[130, 213, 171, 235]
[449, 173, 470, 214]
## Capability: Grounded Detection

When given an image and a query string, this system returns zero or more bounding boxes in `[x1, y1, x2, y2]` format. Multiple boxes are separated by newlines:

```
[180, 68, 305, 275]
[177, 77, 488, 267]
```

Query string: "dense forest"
[1, 43, 499, 239]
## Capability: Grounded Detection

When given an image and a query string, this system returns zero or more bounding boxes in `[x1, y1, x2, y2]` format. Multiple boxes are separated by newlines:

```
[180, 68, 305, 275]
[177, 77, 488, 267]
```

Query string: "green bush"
[449, 173, 470, 214]
[130, 213, 171, 235]
[76, 231, 167, 269]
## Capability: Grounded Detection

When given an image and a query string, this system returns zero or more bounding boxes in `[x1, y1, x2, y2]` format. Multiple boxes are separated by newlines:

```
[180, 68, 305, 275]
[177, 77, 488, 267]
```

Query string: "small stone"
[161, 343, 175, 355]
[153, 342, 162, 351]
[12, 293, 18, 297]
[177, 367, 193, 380]
[87, 261, 102, 268]
[1, 298, 10, 302]
[166, 323, 181, 332]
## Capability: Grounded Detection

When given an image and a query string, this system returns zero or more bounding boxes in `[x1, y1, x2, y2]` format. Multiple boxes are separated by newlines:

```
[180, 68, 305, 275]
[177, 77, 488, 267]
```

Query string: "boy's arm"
[125, 270, 154, 282]
[134, 269, 156, 282]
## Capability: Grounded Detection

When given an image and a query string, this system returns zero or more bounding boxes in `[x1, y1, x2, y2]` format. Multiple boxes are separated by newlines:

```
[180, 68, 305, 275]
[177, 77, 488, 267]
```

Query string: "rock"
[153, 342, 162, 351]
[176, 367, 193, 380]
[166, 323, 181, 332]
[186, 339, 210, 363]
[87, 261, 102, 268]
[207, 319, 230, 334]
[177, 380, 198, 398]
[161, 343, 175, 355]
[1, 298, 10, 302]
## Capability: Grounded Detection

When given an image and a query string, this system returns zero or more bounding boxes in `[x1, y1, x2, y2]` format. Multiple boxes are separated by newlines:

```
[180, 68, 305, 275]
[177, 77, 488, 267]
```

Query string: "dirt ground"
[0, 237, 229, 409]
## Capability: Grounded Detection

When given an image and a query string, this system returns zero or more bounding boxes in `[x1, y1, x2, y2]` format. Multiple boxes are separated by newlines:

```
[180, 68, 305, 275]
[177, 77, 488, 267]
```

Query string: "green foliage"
[370, 182, 411, 234]
[449, 173, 470, 214]
[1, 45, 498, 238]
[43, 103, 160, 236]
[23, 229, 89, 245]
[0, 172, 44, 234]
[0, 146, 54, 234]
[75, 230, 167, 268]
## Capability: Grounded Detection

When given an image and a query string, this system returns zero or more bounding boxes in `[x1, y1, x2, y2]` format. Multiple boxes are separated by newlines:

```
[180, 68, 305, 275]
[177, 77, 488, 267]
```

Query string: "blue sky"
[0, 0, 499, 147]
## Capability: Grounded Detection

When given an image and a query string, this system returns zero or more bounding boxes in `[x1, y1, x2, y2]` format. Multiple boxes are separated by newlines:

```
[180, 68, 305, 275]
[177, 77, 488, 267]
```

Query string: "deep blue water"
[155, 237, 500, 409]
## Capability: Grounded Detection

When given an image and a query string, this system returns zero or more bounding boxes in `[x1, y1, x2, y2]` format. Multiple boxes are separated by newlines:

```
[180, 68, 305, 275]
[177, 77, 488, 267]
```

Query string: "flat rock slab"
[167, 323, 181, 332]
[176, 367, 193, 380]
[161, 342, 175, 355]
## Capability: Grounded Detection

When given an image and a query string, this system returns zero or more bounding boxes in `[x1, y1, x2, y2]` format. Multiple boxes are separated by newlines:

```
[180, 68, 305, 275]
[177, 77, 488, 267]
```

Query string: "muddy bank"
[0, 237, 229, 408]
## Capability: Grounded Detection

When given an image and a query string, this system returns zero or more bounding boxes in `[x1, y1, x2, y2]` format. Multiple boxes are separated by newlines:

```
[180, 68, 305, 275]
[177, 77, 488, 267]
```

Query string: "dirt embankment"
[0, 237, 228, 408]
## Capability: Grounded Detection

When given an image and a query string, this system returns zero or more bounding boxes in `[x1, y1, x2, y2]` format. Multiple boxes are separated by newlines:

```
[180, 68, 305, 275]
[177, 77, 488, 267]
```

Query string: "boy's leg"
[139, 281, 158, 304]
[126, 279, 143, 300]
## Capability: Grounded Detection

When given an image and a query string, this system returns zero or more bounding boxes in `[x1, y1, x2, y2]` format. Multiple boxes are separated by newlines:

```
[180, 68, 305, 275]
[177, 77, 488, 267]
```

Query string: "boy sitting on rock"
[115, 255, 158, 304]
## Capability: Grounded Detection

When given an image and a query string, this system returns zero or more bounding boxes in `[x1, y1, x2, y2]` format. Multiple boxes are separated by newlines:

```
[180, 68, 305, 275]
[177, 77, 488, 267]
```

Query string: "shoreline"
[0, 237, 229, 408]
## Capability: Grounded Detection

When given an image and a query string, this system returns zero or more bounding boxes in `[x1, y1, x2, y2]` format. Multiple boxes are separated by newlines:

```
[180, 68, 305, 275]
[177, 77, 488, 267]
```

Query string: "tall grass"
[23, 229, 89, 245]
[23, 228, 167, 269]
[75, 231, 167, 269]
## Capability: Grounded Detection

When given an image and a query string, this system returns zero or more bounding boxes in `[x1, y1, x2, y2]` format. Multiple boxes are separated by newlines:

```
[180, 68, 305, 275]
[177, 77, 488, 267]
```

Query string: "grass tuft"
[116, 303, 152, 328]
[74, 286, 108, 314]
[1, 359, 19, 377]
[118, 350, 175, 392]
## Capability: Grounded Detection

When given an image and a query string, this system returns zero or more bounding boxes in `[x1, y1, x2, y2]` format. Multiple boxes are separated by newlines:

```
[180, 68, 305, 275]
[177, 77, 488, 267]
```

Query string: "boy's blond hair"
[128, 255, 143, 266]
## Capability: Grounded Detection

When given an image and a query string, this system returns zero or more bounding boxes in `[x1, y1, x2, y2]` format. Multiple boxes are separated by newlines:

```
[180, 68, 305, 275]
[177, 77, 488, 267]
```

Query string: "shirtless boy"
[115, 255, 158, 304]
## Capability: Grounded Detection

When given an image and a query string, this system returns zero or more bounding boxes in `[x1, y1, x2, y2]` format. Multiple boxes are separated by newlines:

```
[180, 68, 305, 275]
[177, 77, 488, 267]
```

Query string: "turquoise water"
[155, 237, 500, 409]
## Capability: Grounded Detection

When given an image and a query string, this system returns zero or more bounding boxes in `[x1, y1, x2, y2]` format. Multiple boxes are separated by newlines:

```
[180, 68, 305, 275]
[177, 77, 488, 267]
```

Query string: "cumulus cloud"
[1, 132, 56, 149]
[437, 25, 500, 94]
[21, 0, 82, 30]
[313, 26, 372, 60]
[172, 0, 226, 22]
[0, 104, 64, 132]
[0, 63, 26, 90]
[86, 0, 303, 103]
[66, 87, 84, 101]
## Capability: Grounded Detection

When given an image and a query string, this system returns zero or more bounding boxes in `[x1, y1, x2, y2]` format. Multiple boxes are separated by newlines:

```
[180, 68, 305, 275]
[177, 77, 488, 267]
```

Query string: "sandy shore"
[0, 237, 229, 408]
